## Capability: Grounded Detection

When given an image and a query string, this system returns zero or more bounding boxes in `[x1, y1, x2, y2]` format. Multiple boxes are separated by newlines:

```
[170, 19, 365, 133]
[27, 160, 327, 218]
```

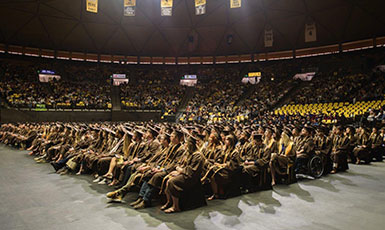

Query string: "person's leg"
[331, 153, 339, 173]
[208, 176, 218, 200]
[142, 183, 154, 206]
[104, 157, 117, 177]
[120, 165, 133, 186]
[164, 179, 181, 213]
[270, 161, 276, 186]
[161, 182, 172, 210]
[133, 181, 155, 209]
[165, 195, 180, 213]
[130, 181, 147, 206]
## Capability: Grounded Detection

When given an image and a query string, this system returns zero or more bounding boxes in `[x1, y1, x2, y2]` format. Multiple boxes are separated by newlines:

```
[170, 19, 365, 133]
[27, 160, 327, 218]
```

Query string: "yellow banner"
[86, 0, 98, 13]
[230, 0, 241, 8]
[124, 0, 136, 16]
[161, 0, 173, 7]
[124, 0, 136, 7]
[248, 72, 261, 77]
[195, 0, 206, 7]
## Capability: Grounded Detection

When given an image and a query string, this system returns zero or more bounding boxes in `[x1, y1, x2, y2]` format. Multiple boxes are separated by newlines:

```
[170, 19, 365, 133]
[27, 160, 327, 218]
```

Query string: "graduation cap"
[252, 133, 263, 142]
[265, 126, 275, 133]
[134, 129, 144, 138]
[283, 126, 293, 137]
[191, 130, 206, 141]
[303, 124, 315, 134]
[336, 125, 345, 132]
[316, 125, 329, 134]
[242, 128, 252, 137]
[223, 126, 234, 133]
[172, 129, 184, 140]
[212, 125, 223, 133]
[148, 126, 159, 138]
[186, 135, 198, 146]
[185, 126, 195, 130]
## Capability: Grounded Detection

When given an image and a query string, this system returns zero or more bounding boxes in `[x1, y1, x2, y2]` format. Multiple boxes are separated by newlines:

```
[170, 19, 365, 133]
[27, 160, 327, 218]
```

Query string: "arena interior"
[1, 1, 385, 230]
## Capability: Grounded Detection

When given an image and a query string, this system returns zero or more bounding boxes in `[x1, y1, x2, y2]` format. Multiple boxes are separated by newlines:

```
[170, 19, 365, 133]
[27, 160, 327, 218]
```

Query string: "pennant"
[161, 0, 173, 16]
[124, 0, 136, 17]
[264, 29, 273, 47]
[230, 0, 241, 8]
[86, 0, 98, 13]
[305, 23, 317, 42]
[195, 0, 206, 15]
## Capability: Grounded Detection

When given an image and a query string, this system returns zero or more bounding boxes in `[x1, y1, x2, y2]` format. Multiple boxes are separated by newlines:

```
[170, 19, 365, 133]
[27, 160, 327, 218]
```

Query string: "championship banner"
[86, 0, 98, 13]
[293, 72, 316, 81]
[195, 0, 206, 15]
[161, 0, 173, 16]
[264, 29, 273, 47]
[305, 23, 317, 42]
[124, 0, 136, 17]
[230, 0, 241, 8]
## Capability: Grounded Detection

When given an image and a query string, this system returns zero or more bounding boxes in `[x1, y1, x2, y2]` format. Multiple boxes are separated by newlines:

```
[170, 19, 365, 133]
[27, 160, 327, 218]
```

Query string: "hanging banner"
[264, 29, 273, 47]
[86, 0, 98, 13]
[124, 0, 136, 16]
[195, 0, 206, 15]
[230, 0, 241, 8]
[305, 23, 317, 42]
[161, 0, 173, 16]
[293, 72, 316, 81]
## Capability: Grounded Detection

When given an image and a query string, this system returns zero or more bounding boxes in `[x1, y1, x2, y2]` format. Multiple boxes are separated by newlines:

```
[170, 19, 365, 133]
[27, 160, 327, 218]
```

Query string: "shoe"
[133, 200, 147, 209]
[50, 162, 60, 172]
[36, 158, 47, 163]
[93, 176, 103, 183]
[130, 197, 143, 207]
[106, 191, 122, 203]
[56, 167, 66, 174]
[98, 178, 108, 185]
[106, 191, 119, 198]
[59, 168, 69, 175]
[34, 157, 42, 161]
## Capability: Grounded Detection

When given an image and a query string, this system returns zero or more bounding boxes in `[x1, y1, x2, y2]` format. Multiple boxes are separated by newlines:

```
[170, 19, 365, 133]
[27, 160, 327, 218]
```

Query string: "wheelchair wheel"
[308, 156, 324, 178]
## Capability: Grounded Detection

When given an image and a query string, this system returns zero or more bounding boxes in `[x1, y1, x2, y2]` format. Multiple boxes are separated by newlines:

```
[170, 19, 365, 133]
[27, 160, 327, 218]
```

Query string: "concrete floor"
[0, 144, 385, 230]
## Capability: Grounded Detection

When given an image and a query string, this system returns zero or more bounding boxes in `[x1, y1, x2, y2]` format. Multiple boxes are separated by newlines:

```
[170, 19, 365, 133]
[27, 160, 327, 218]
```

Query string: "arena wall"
[0, 109, 162, 123]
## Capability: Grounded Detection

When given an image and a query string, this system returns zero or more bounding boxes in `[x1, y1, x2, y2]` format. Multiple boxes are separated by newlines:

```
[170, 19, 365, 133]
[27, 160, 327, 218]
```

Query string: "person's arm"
[255, 148, 270, 167]
[182, 153, 203, 178]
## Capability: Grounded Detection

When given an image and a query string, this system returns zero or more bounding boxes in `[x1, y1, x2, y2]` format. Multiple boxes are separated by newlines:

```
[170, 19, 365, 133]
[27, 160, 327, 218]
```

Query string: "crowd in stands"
[290, 72, 385, 105]
[49, 80, 111, 109]
[0, 58, 112, 109]
[180, 68, 248, 123]
[120, 83, 184, 114]
[1, 47, 385, 119]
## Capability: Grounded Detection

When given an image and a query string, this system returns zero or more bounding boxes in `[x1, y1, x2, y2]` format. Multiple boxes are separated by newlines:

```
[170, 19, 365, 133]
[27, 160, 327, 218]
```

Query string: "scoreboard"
[112, 74, 129, 86]
[180, 75, 198, 86]
[38, 70, 61, 82]
[242, 72, 262, 85]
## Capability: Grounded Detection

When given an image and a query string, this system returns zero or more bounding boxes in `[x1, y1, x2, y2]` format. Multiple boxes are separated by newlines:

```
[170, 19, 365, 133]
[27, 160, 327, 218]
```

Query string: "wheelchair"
[295, 153, 324, 179]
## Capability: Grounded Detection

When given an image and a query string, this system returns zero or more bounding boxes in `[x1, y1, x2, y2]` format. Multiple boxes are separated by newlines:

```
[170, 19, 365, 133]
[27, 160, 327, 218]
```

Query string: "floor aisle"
[0, 144, 384, 230]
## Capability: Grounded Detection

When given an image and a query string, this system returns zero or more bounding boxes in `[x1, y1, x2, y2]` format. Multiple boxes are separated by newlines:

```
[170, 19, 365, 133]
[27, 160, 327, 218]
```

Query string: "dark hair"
[173, 130, 184, 140]
[162, 134, 170, 143]
[186, 137, 198, 153]
[134, 131, 143, 139]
